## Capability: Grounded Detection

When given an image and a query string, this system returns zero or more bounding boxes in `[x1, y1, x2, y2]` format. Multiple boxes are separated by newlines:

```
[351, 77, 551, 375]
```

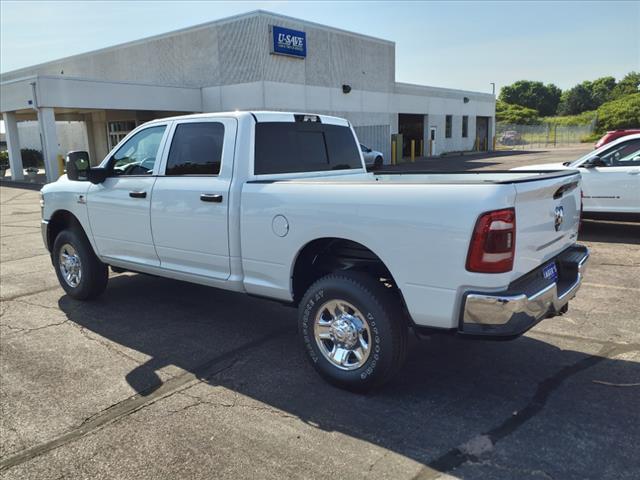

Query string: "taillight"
[466, 208, 516, 273]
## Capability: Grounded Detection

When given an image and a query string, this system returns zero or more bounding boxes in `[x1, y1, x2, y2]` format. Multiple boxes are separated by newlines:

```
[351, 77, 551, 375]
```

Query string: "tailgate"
[512, 171, 581, 277]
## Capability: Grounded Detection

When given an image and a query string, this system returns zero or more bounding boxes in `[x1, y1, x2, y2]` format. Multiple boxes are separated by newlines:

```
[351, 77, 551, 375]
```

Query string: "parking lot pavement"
[386, 146, 593, 172]
[1, 156, 639, 479]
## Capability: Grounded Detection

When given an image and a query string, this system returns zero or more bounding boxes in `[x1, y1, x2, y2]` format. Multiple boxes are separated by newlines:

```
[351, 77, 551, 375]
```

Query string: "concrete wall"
[1, 11, 494, 160]
[0, 11, 395, 93]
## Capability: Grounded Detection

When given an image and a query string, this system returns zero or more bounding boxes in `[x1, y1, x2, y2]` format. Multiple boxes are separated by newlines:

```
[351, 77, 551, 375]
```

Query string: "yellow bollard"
[391, 140, 396, 165]
[492, 136, 496, 151]
[410, 140, 415, 162]
[57, 154, 65, 178]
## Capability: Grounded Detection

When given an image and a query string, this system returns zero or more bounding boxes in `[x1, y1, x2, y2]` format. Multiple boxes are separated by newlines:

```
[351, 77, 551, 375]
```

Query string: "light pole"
[490, 82, 495, 96]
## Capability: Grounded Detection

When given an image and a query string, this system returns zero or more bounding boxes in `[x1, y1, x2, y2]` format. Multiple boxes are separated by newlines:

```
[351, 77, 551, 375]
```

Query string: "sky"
[0, 0, 638, 95]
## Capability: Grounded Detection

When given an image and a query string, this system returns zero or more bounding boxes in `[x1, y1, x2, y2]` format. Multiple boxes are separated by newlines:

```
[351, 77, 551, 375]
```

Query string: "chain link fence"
[496, 122, 596, 149]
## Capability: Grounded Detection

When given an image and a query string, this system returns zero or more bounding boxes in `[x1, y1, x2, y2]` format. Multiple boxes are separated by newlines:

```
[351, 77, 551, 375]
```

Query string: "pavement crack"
[0, 319, 69, 334]
[1, 285, 61, 302]
[418, 342, 637, 478]
[70, 324, 144, 366]
[0, 327, 289, 473]
[167, 391, 298, 420]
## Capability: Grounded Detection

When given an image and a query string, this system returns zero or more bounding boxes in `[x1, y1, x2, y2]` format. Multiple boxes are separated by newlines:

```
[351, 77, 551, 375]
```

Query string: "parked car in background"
[499, 130, 523, 146]
[594, 129, 640, 149]
[513, 133, 640, 218]
[360, 143, 384, 169]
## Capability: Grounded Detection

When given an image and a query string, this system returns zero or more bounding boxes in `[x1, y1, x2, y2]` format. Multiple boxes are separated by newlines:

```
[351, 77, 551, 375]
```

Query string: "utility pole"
[490, 82, 495, 96]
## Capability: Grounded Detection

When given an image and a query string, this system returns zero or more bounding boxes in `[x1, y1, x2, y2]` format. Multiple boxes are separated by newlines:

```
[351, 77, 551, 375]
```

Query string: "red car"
[594, 129, 640, 149]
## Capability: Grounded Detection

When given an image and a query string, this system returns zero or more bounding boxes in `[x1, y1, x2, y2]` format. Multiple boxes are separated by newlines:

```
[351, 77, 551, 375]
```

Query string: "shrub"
[542, 110, 597, 126]
[20, 148, 43, 169]
[0, 150, 9, 169]
[496, 101, 541, 125]
[580, 133, 601, 143]
[595, 93, 640, 133]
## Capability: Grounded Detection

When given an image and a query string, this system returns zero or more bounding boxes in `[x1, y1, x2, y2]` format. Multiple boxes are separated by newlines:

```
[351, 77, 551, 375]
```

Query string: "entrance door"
[398, 114, 425, 158]
[150, 117, 238, 280]
[87, 124, 169, 267]
[429, 126, 437, 156]
[476, 117, 489, 151]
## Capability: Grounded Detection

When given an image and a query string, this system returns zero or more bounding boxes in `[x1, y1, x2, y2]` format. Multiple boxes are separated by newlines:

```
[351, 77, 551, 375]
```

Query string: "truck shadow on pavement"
[57, 273, 640, 478]
[579, 219, 640, 245]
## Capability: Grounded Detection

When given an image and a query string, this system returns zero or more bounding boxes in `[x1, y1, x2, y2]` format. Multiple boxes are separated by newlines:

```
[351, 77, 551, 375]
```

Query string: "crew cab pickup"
[41, 111, 589, 390]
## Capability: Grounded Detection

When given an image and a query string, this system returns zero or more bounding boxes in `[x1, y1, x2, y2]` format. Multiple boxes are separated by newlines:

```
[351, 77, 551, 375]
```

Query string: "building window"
[445, 115, 452, 138]
[108, 121, 136, 150]
[462, 116, 469, 138]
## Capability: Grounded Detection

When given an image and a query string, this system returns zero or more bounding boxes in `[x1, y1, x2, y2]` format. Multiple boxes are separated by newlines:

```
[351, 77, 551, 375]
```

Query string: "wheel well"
[291, 238, 400, 304]
[46, 210, 83, 252]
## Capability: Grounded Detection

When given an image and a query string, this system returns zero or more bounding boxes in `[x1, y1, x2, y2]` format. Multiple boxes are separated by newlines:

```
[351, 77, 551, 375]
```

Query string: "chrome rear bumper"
[459, 245, 589, 338]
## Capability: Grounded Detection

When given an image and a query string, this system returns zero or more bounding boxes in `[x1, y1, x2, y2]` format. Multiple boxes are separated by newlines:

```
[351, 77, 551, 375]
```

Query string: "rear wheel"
[298, 271, 408, 391]
[52, 229, 108, 300]
[374, 156, 383, 169]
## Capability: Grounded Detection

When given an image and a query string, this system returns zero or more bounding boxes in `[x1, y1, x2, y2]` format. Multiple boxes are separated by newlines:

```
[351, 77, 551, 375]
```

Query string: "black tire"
[374, 156, 383, 169]
[298, 271, 408, 392]
[52, 228, 108, 300]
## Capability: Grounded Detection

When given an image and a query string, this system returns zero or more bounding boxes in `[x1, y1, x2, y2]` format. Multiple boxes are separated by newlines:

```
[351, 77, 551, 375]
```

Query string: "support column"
[90, 111, 109, 165]
[37, 107, 60, 182]
[3, 112, 24, 181]
[83, 113, 97, 165]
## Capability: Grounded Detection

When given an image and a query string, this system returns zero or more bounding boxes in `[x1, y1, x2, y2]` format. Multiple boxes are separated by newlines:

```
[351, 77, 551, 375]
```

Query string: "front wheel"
[298, 271, 408, 391]
[52, 229, 108, 300]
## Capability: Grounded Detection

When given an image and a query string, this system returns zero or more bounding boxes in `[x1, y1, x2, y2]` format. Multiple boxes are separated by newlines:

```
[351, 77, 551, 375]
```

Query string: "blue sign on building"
[270, 26, 306, 58]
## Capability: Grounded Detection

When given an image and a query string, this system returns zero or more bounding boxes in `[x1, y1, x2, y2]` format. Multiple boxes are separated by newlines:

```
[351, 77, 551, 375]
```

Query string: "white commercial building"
[0, 10, 495, 182]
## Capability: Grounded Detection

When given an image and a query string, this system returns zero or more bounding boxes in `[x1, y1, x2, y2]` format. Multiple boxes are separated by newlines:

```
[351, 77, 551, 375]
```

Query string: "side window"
[445, 115, 452, 138]
[111, 126, 166, 176]
[600, 139, 640, 167]
[165, 122, 225, 175]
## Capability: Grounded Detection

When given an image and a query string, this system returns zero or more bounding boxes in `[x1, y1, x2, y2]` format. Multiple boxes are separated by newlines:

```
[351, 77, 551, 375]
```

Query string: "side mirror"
[584, 156, 607, 168]
[86, 167, 109, 184]
[65, 151, 90, 181]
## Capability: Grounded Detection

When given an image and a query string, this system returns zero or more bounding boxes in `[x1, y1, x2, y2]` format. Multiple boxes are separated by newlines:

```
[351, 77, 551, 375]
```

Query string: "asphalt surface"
[1, 147, 639, 480]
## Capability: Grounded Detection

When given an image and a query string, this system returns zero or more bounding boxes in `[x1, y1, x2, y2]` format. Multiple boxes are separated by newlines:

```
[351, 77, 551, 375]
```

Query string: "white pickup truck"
[41, 111, 589, 390]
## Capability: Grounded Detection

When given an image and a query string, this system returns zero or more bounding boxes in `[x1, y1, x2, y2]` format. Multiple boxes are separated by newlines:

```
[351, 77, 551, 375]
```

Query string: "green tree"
[558, 74, 637, 115]
[557, 83, 594, 115]
[495, 101, 541, 125]
[590, 76, 616, 106]
[498, 80, 561, 116]
[596, 93, 640, 132]
[611, 72, 640, 99]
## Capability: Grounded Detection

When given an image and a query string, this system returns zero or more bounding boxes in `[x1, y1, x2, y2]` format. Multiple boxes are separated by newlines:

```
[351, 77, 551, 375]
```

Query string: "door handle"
[200, 193, 223, 203]
[129, 191, 147, 199]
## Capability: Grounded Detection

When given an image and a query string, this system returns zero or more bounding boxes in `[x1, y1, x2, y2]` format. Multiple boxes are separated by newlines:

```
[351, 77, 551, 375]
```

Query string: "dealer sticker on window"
[543, 262, 559, 283]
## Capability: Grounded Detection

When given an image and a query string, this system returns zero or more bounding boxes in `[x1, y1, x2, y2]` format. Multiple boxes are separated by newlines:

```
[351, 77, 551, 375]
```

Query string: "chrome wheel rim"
[314, 299, 371, 371]
[59, 243, 82, 288]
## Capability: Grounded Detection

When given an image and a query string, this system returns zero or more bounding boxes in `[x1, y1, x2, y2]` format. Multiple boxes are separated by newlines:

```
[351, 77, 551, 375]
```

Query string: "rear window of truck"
[254, 122, 362, 174]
